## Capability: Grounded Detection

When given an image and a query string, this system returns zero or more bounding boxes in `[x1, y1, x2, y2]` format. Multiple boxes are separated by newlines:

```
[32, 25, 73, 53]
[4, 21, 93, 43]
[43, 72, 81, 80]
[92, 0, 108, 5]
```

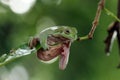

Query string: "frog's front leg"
[39, 35, 49, 50]
[28, 37, 39, 49]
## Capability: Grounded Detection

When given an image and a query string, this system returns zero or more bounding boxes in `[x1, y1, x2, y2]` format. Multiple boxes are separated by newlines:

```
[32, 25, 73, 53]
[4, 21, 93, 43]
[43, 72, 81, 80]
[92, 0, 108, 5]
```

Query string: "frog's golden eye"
[64, 29, 70, 34]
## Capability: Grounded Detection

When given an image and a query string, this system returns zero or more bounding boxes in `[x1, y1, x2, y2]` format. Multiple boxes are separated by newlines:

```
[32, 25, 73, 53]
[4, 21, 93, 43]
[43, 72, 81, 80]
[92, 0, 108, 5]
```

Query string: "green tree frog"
[29, 26, 77, 70]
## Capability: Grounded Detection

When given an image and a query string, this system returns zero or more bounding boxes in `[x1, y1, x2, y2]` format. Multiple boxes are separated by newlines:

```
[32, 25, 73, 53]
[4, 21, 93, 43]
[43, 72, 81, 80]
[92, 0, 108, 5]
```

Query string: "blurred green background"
[0, 0, 120, 80]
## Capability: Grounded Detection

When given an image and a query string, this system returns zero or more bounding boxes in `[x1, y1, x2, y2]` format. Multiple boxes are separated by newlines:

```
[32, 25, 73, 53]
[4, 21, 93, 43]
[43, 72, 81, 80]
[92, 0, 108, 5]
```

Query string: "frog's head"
[53, 26, 78, 42]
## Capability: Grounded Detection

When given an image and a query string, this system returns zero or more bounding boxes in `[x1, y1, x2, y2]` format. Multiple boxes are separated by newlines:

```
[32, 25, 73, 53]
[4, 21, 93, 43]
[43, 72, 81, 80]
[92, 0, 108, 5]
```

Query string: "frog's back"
[39, 26, 59, 50]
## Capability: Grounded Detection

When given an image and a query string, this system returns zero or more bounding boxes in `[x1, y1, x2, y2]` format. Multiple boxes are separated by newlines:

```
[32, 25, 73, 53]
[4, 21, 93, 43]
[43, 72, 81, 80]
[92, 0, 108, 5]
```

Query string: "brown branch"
[117, 0, 120, 33]
[117, 0, 120, 51]
[117, 0, 120, 68]
[117, 0, 120, 18]
[88, 0, 105, 39]
[77, 0, 105, 41]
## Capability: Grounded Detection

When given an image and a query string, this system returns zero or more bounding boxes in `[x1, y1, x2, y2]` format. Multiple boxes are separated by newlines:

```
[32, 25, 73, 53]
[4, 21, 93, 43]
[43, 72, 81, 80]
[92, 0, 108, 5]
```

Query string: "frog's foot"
[29, 37, 39, 49]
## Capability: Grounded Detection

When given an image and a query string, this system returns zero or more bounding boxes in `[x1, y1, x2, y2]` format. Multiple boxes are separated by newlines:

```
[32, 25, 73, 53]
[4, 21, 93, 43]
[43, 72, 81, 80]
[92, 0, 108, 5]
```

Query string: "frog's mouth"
[37, 35, 71, 70]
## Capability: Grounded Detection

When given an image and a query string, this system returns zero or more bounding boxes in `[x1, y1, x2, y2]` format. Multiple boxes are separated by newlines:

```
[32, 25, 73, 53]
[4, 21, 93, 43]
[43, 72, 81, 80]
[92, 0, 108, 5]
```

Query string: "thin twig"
[116, 0, 120, 50]
[104, 8, 120, 22]
[88, 0, 105, 39]
[78, 0, 105, 41]
[118, 0, 120, 18]
[116, 0, 120, 68]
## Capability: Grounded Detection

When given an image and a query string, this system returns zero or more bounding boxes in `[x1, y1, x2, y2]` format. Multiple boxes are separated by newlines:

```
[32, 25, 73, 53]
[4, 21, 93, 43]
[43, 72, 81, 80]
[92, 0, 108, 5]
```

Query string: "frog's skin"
[29, 26, 78, 70]
[39, 26, 77, 50]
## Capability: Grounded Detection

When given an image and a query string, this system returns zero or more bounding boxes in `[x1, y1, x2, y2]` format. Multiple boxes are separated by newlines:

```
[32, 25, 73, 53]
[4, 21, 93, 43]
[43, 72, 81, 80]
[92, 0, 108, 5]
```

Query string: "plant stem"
[104, 8, 120, 22]
[78, 0, 105, 41]
[78, 35, 89, 41]
[88, 0, 105, 39]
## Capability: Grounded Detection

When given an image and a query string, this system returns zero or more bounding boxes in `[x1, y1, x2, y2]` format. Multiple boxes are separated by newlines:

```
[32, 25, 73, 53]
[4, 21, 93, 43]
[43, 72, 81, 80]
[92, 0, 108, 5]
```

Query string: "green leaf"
[0, 43, 35, 67]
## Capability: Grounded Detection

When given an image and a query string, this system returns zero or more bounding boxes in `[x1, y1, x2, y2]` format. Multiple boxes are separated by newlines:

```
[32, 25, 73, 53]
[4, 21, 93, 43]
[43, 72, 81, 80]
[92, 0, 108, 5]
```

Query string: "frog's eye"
[64, 29, 70, 34]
